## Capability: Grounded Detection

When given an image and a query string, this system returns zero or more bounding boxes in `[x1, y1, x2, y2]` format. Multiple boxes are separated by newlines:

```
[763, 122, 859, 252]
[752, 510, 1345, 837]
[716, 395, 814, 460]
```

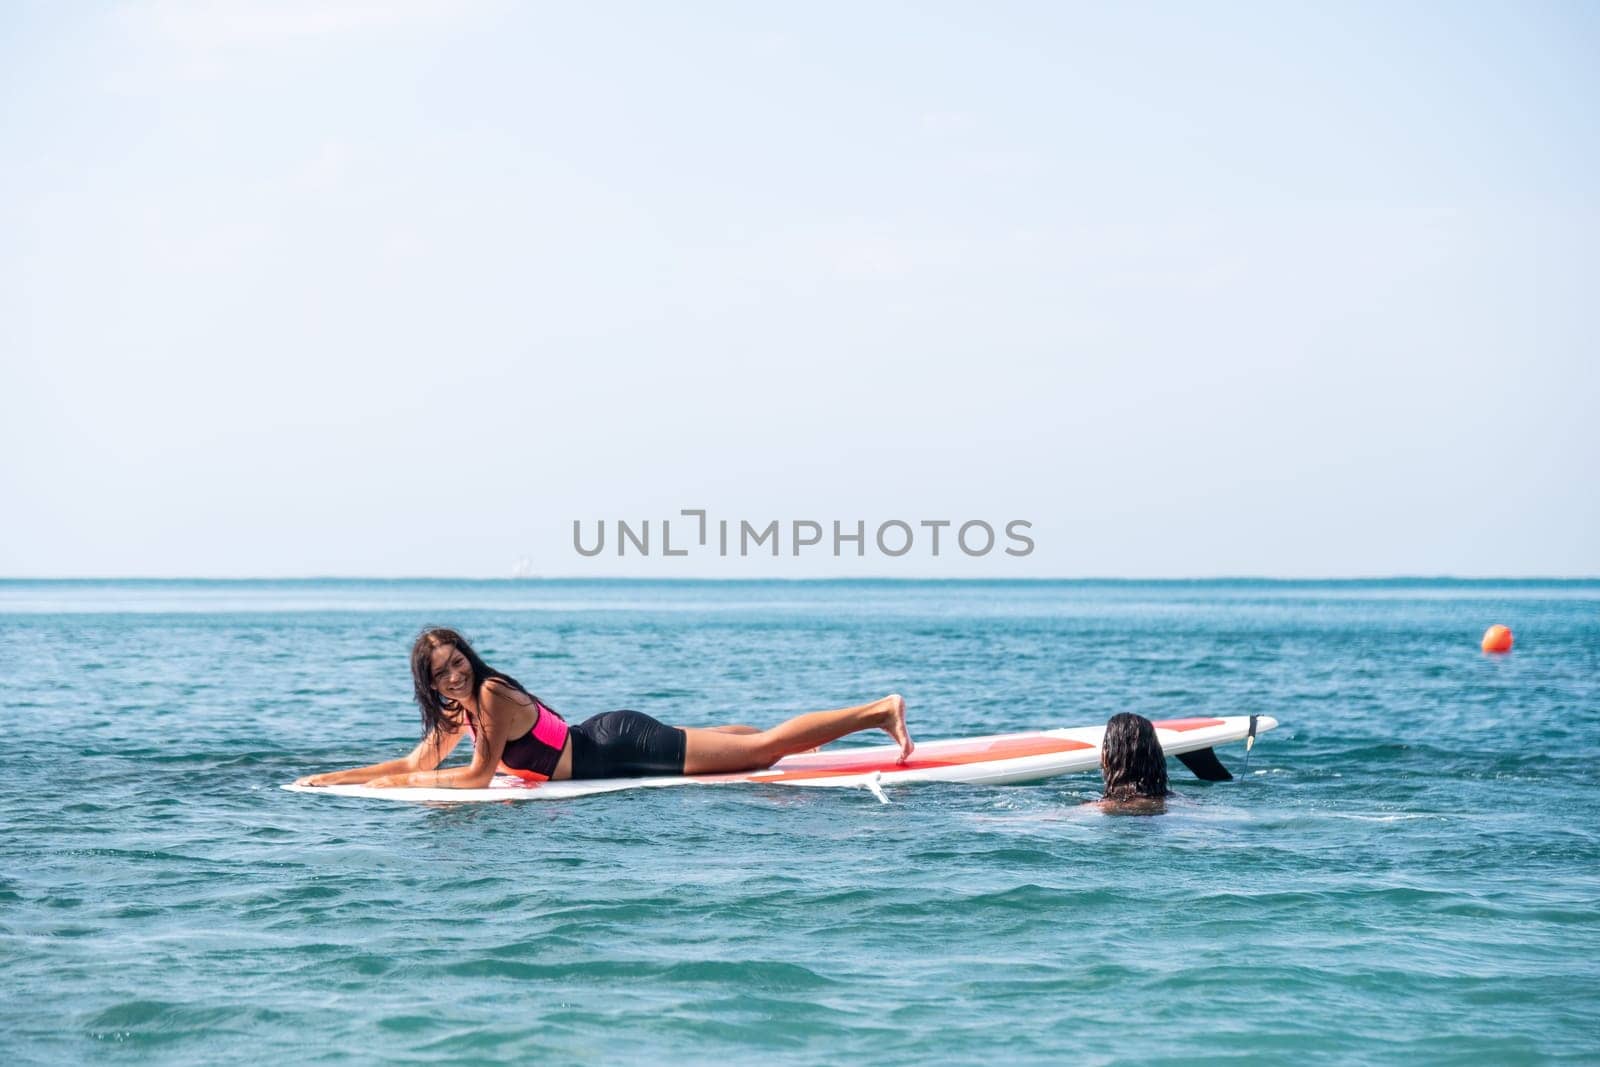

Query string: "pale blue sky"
[3, 1, 1596, 577]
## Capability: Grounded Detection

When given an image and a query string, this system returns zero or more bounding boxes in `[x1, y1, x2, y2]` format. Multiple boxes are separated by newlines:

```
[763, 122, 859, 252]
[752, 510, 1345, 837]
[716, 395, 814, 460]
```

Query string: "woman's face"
[429, 644, 474, 703]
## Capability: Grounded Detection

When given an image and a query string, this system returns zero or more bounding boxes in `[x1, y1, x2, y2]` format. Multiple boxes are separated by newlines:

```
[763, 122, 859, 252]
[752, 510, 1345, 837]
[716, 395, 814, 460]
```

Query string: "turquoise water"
[2, 579, 1597, 1064]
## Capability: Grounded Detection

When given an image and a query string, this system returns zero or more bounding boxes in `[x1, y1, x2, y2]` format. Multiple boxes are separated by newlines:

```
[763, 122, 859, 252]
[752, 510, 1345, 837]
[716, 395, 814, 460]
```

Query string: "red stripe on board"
[744, 735, 1094, 783]
[1150, 717, 1225, 732]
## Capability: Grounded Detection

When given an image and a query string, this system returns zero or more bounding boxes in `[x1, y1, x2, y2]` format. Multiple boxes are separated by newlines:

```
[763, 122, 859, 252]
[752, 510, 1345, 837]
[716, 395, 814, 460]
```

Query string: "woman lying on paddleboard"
[294, 627, 914, 789]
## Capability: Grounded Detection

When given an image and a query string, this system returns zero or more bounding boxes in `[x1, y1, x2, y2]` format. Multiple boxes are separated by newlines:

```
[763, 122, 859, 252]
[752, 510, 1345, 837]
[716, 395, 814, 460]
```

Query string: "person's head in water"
[409, 627, 532, 738]
[1100, 712, 1170, 800]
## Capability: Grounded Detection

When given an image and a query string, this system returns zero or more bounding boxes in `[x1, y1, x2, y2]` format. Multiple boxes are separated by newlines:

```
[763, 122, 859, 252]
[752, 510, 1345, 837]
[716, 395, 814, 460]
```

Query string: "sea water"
[1, 579, 1597, 1064]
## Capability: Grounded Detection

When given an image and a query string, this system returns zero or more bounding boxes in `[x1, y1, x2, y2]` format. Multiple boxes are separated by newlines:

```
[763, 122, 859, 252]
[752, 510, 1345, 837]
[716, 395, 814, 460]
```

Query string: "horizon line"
[3, 574, 1598, 583]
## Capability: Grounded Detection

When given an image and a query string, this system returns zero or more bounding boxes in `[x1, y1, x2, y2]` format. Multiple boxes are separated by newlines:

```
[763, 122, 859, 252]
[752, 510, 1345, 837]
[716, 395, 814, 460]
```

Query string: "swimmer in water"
[1095, 711, 1170, 814]
[293, 627, 913, 788]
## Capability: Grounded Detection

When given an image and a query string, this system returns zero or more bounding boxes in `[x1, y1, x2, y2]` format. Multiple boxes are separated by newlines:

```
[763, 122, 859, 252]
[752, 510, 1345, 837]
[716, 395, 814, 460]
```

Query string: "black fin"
[1176, 746, 1233, 782]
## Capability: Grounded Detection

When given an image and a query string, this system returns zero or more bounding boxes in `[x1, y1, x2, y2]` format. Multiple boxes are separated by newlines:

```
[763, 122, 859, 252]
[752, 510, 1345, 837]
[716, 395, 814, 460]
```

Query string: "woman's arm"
[294, 724, 466, 786]
[364, 763, 500, 789]
[366, 684, 520, 788]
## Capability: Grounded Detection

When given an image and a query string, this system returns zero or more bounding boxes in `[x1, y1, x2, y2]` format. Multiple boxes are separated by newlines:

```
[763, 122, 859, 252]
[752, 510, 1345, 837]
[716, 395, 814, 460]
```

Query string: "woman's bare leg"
[681, 694, 910, 775]
[681, 723, 820, 753]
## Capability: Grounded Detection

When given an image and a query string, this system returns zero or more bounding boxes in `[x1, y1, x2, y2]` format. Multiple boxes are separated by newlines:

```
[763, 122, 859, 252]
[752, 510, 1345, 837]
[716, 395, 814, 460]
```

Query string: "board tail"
[1175, 746, 1233, 782]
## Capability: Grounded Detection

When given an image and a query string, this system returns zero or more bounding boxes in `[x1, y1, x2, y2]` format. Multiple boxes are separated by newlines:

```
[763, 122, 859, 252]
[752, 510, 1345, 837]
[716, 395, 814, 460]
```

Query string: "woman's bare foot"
[880, 694, 913, 763]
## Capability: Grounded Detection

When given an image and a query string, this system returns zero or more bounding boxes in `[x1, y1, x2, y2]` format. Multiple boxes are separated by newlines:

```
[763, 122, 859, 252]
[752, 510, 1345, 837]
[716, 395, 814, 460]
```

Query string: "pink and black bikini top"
[464, 696, 569, 782]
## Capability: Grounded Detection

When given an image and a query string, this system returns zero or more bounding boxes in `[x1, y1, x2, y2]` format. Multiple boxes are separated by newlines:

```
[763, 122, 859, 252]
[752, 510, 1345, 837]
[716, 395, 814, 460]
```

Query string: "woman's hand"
[294, 774, 333, 787]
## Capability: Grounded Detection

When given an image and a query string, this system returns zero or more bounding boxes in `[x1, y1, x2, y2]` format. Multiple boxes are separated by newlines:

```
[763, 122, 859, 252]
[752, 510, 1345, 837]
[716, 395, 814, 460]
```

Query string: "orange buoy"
[1481, 624, 1514, 653]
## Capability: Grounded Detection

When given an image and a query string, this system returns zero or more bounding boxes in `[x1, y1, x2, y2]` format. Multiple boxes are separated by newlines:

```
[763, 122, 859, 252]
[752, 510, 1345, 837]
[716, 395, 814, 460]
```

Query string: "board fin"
[1176, 746, 1233, 782]
[864, 772, 890, 805]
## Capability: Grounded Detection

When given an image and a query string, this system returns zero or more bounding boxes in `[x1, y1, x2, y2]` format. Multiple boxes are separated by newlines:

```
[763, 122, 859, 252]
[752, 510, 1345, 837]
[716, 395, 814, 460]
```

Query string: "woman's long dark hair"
[1100, 712, 1170, 800]
[410, 628, 549, 746]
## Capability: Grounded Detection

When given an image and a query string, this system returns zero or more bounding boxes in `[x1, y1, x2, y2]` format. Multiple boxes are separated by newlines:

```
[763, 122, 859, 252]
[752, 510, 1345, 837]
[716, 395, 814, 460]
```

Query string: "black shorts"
[568, 710, 687, 779]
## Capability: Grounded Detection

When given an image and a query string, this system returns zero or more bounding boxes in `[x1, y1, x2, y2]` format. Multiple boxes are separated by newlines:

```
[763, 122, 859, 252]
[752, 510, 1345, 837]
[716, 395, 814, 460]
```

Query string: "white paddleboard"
[283, 715, 1276, 803]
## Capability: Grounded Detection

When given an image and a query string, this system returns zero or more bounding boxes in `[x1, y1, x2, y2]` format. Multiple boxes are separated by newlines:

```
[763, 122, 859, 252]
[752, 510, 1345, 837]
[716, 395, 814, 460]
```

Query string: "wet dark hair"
[410, 627, 547, 745]
[1100, 712, 1170, 800]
